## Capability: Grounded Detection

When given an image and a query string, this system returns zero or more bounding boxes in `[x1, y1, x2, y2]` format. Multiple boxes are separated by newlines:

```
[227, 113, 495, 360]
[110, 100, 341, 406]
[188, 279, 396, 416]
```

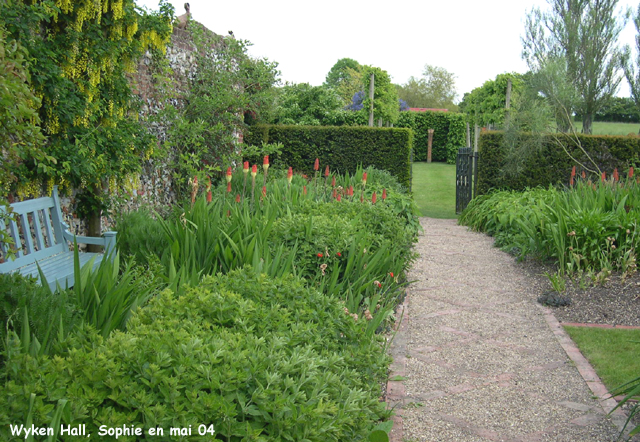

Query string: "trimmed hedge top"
[245, 125, 413, 189]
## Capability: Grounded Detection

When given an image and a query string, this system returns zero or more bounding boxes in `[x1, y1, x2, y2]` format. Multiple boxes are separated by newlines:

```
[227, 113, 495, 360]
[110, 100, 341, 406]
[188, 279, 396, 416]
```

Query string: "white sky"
[137, 0, 639, 101]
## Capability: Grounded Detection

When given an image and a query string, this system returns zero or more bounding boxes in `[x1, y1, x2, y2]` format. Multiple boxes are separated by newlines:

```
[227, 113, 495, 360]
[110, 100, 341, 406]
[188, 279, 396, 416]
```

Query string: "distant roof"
[409, 108, 449, 112]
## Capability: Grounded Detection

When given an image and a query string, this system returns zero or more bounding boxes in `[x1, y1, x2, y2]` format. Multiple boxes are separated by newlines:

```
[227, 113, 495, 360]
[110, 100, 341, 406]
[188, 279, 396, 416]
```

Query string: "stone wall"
[59, 23, 220, 237]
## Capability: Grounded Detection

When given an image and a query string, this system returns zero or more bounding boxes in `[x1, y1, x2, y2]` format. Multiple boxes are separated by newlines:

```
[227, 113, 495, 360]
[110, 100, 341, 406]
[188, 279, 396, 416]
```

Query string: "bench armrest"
[61, 222, 117, 255]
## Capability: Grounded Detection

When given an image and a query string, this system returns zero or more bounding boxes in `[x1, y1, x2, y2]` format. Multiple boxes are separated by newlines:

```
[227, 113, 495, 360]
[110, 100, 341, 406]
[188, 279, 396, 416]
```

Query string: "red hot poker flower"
[262, 185, 267, 197]
[571, 166, 576, 177]
[382, 188, 387, 200]
[324, 165, 330, 177]
[601, 171, 606, 183]
[243, 161, 249, 173]
[263, 155, 269, 172]
[303, 185, 307, 195]
[630, 167, 635, 179]
[227, 182, 232, 193]
[235, 194, 241, 203]
[372, 192, 377, 204]
[337, 194, 342, 202]
[206, 190, 212, 203]
[613, 168, 619, 182]
[582, 170, 586, 179]
[331, 175, 336, 187]
[314, 158, 319, 171]
[362, 172, 368, 186]
[317, 253, 323, 258]
[251, 164, 258, 178]
[287, 167, 293, 183]
[332, 188, 337, 199]
[226, 167, 233, 183]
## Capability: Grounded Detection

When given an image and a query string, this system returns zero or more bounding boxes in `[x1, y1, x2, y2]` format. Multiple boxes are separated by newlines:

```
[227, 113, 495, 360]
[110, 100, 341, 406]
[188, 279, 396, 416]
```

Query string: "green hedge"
[246, 125, 413, 189]
[396, 111, 466, 164]
[478, 131, 640, 194]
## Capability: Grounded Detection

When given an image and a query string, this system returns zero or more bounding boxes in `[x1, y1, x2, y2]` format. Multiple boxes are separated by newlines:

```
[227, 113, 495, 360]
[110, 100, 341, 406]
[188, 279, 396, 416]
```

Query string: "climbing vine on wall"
[0, 0, 173, 220]
[159, 21, 280, 196]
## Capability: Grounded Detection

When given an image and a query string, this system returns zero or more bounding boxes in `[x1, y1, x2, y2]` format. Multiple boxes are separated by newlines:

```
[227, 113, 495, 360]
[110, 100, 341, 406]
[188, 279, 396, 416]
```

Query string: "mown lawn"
[412, 162, 456, 219]
[563, 326, 640, 391]
[574, 121, 640, 136]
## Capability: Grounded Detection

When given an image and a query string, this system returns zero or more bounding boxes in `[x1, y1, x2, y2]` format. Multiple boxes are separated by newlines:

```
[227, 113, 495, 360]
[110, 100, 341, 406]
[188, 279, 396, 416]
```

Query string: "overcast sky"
[137, 0, 639, 101]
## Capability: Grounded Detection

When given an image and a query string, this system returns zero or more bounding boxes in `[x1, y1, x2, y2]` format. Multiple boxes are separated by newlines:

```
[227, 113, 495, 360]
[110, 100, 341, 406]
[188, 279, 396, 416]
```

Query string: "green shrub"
[477, 131, 640, 194]
[0, 268, 390, 441]
[114, 209, 170, 266]
[0, 273, 79, 359]
[459, 179, 640, 279]
[245, 125, 413, 189]
[396, 111, 466, 164]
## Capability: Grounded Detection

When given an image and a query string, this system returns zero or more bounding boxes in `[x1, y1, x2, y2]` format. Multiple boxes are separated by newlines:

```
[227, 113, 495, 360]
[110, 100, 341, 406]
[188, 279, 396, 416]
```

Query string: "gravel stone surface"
[391, 217, 633, 442]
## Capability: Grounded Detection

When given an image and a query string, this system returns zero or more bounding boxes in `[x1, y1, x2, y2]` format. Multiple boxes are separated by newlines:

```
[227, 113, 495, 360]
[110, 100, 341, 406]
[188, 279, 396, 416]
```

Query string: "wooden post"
[474, 124, 479, 152]
[368, 73, 374, 127]
[427, 129, 434, 163]
[505, 78, 512, 128]
[466, 123, 471, 148]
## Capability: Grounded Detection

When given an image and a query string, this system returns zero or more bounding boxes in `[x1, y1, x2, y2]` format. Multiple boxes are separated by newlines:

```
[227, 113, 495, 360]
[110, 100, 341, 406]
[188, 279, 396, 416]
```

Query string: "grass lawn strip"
[563, 326, 640, 392]
[411, 162, 456, 219]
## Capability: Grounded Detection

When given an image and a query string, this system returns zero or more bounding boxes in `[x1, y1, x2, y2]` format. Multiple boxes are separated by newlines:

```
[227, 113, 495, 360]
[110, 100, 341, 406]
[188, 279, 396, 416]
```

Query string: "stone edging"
[386, 297, 409, 442]
[539, 305, 630, 434]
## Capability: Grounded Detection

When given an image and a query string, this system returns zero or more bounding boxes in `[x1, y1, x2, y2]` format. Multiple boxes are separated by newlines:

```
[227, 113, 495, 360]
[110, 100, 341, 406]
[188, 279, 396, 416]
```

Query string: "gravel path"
[387, 217, 632, 442]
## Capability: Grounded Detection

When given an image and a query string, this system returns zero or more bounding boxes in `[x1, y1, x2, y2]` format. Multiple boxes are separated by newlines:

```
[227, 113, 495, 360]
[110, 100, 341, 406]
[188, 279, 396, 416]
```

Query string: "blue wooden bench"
[0, 186, 116, 291]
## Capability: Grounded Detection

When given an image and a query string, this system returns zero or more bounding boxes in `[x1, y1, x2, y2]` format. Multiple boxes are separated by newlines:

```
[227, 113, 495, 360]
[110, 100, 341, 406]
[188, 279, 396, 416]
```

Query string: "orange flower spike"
[337, 194, 342, 202]
[243, 161, 249, 174]
[372, 192, 377, 204]
[263, 155, 269, 172]
[331, 175, 336, 187]
[629, 167, 634, 179]
[570, 176, 574, 187]
[287, 167, 293, 184]
[571, 166, 576, 177]
[382, 188, 387, 200]
[251, 164, 257, 178]
[235, 194, 241, 203]
[206, 191, 212, 203]
[324, 165, 330, 178]
[601, 171, 606, 183]
[262, 185, 267, 197]
[226, 167, 233, 183]
[582, 170, 586, 179]
[332, 188, 337, 199]
[613, 168, 619, 182]
[303, 185, 307, 195]
[227, 182, 232, 193]
[314, 158, 319, 171]
[349, 185, 354, 196]
[362, 171, 368, 186]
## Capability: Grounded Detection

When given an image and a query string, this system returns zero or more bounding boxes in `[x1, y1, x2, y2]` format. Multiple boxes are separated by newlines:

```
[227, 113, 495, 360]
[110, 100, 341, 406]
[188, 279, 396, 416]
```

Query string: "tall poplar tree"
[522, 0, 627, 134]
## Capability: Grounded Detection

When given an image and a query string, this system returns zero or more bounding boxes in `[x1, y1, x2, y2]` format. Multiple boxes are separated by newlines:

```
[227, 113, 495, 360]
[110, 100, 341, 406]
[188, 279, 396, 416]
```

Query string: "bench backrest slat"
[49, 187, 65, 245]
[20, 212, 35, 255]
[8, 218, 23, 258]
[32, 210, 45, 250]
[42, 207, 55, 248]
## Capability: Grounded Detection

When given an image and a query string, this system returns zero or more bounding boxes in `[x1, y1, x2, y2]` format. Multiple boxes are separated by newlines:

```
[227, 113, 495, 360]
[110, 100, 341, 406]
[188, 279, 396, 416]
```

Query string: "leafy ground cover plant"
[0, 268, 391, 441]
[459, 171, 640, 281]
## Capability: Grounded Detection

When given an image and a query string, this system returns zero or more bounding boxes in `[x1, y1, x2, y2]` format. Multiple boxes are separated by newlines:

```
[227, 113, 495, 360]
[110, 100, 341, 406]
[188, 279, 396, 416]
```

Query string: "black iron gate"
[455, 147, 478, 214]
